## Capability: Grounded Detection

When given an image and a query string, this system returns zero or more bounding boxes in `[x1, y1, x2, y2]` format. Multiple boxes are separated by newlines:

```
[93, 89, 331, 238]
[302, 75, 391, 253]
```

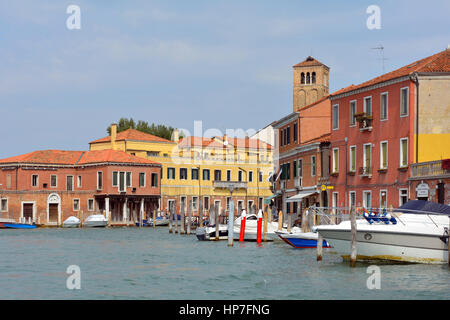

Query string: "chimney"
[172, 129, 179, 143]
[111, 123, 117, 150]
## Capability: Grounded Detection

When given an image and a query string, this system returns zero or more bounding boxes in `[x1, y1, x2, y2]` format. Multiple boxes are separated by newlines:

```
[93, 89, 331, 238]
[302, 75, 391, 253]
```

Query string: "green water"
[0, 227, 449, 300]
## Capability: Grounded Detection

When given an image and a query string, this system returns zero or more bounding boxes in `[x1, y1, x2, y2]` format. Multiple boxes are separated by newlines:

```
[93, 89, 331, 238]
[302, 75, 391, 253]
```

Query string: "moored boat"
[276, 230, 331, 248]
[83, 214, 108, 228]
[232, 211, 291, 241]
[196, 224, 228, 241]
[62, 216, 81, 228]
[0, 222, 37, 229]
[315, 201, 450, 264]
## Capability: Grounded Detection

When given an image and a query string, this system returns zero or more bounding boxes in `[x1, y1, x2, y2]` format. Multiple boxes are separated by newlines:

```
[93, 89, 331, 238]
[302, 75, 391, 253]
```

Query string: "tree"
[107, 117, 181, 141]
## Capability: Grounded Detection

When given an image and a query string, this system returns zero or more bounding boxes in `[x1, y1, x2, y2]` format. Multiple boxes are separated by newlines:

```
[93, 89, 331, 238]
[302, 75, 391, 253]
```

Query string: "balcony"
[355, 113, 373, 132]
[213, 180, 248, 190]
[410, 160, 450, 180]
[359, 166, 372, 178]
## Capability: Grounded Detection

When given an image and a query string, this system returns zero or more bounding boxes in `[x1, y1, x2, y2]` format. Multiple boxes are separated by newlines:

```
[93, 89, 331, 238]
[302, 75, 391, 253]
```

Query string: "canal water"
[1, 227, 449, 300]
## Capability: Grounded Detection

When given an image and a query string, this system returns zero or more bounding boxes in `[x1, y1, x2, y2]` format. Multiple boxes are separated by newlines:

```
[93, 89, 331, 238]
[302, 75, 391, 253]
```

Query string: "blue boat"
[277, 231, 331, 248]
[1, 223, 37, 229]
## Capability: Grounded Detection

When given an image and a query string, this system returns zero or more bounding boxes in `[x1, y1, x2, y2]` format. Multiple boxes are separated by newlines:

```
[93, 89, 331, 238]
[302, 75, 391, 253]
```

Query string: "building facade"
[0, 149, 161, 225]
[329, 48, 450, 209]
[89, 125, 274, 215]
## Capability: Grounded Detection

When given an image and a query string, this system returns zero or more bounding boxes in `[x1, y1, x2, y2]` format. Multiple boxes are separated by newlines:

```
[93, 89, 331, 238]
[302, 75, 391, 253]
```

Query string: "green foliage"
[107, 117, 182, 141]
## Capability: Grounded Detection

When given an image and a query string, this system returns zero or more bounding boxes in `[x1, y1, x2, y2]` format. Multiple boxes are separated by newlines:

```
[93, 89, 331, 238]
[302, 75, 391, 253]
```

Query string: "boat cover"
[395, 200, 450, 215]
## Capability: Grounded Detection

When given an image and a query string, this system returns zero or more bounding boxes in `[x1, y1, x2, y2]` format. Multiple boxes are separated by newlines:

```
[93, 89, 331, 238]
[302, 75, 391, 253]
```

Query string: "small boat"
[315, 201, 450, 264]
[276, 230, 331, 248]
[83, 214, 108, 228]
[62, 216, 81, 228]
[232, 211, 286, 241]
[196, 224, 228, 241]
[0, 222, 37, 229]
[149, 216, 169, 226]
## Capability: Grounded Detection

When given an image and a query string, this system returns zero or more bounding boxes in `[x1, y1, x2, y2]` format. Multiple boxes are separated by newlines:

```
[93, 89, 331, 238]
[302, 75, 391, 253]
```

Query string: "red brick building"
[0, 149, 161, 225]
[329, 49, 450, 209]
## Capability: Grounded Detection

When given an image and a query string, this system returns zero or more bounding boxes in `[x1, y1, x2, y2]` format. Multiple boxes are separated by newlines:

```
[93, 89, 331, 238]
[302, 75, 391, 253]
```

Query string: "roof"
[299, 133, 331, 146]
[0, 149, 161, 166]
[332, 48, 450, 97]
[89, 128, 173, 144]
[177, 136, 273, 150]
[293, 56, 329, 69]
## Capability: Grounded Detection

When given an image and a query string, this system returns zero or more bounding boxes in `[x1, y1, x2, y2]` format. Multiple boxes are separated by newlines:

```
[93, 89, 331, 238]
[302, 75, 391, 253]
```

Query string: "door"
[23, 203, 33, 222]
[49, 204, 58, 223]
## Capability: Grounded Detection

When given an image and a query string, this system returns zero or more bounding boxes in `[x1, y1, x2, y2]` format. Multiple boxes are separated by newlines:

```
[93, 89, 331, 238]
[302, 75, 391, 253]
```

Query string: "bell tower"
[293, 56, 329, 112]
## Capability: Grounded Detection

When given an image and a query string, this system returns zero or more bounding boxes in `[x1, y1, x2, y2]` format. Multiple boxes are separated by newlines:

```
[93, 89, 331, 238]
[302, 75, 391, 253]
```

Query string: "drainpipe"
[411, 73, 419, 163]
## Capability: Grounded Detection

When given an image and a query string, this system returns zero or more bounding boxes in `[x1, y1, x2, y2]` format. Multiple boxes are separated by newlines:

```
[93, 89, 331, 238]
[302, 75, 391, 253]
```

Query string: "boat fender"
[388, 214, 397, 225]
[363, 211, 373, 224]
[369, 209, 380, 222]
[380, 208, 390, 224]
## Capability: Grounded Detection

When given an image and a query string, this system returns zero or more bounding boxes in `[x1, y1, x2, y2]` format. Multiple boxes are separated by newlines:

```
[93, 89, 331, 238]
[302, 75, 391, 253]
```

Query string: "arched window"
[301, 72, 305, 84]
[306, 72, 310, 84]
[312, 72, 316, 84]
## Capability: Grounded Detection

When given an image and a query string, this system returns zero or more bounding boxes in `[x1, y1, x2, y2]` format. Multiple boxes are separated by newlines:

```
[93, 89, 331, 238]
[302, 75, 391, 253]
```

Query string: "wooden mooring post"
[180, 202, 185, 234]
[277, 210, 283, 231]
[199, 203, 204, 228]
[168, 205, 173, 233]
[215, 206, 220, 241]
[174, 201, 179, 234]
[227, 200, 234, 247]
[263, 206, 268, 242]
[350, 206, 357, 267]
[152, 209, 156, 229]
[317, 233, 323, 261]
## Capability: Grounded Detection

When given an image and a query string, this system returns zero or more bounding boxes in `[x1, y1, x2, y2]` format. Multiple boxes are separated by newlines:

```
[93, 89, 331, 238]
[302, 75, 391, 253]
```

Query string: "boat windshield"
[394, 200, 450, 216]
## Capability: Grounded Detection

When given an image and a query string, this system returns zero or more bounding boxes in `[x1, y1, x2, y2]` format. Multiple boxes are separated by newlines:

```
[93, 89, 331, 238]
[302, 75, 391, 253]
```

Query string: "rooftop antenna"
[371, 45, 388, 73]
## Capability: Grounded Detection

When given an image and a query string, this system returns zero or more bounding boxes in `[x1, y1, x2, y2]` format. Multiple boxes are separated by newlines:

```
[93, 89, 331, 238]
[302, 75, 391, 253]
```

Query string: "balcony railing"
[358, 166, 372, 178]
[410, 160, 450, 179]
[355, 113, 373, 132]
[213, 180, 248, 190]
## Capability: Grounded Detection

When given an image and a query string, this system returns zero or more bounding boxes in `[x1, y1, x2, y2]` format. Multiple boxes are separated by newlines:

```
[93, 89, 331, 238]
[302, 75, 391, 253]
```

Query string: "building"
[271, 56, 332, 222]
[89, 125, 274, 215]
[0, 149, 161, 225]
[329, 48, 450, 209]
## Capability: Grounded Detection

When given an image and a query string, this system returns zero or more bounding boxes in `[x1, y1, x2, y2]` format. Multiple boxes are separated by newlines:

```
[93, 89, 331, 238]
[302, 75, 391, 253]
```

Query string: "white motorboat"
[315, 201, 450, 264]
[148, 216, 170, 226]
[232, 210, 293, 241]
[275, 230, 331, 249]
[62, 216, 81, 228]
[83, 214, 108, 228]
[196, 224, 228, 241]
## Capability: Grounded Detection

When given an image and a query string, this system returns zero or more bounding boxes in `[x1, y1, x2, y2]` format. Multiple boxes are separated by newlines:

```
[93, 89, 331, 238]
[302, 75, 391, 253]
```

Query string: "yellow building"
[89, 125, 274, 215]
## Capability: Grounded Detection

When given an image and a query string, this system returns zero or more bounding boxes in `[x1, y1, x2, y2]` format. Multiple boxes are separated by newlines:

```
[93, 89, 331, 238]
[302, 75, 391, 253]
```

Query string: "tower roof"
[293, 56, 329, 69]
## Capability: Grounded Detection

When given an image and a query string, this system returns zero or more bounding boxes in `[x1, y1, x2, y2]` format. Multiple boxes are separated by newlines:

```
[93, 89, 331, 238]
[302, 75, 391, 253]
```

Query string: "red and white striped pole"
[239, 209, 247, 242]
[256, 209, 263, 244]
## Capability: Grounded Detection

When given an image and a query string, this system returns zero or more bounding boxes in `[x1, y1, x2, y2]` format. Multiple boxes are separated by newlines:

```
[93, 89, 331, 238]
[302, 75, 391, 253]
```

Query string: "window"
[286, 127, 290, 144]
[399, 189, 408, 206]
[238, 170, 243, 182]
[248, 171, 253, 182]
[32, 174, 38, 187]
[112, 171, 118, 187]
[364, 96, 372, 115]
[363, 144, 372, 171]
[349, 100, 356, 126]
[293, 161, 297, 178]
[202, 169, 210, 181]
[312, 72, 316, 84]
[126, 172, 131, 187]
[151, 173, 158, 187]
[226, 170, 231, 181]
[380, 92, 388, 120]
[293, 123, 297, 142]
[332, 148, 339, 173]
[380, 190, 387, 208]
[363, 191, 372, 208]
[400, 87, 409, 116]
[301, 72, 305, 84]
[248, 200, 254, 212]
[332, 192, 339, 210]
[119, 172, 125, 192]
[1, 198, 8, 212]
[349, 146, 356, 172]
[400, 138, 408, 167]
[73, 199, 80, 211]
[298, 159, 303, 177]
[147, 151, 159, 157]
[380, 141, 388, 169]
[332, 104, 339, 129]
[167, 168, 175, 180]
[281, 163, 290, 180]
[279, 130, 283, 147]
[306, 72, 310, 84]
[50, 175, 57, 188]
[67, 176, 74, 191]
[88, 199, 94, 211]
[6, 174, 11, 188]
[180, 168, 187, 180]
[139, 172, 146, 187]
[214, 200, 221, 213]
[77, 175, 82, 188]
[97, 172, 103, 190]
[259, 171, 263, 182]
[192, 168, 199, 180]
[311, 156, 316, 176]
[192, 196, 198, 211]
[203, 197, 210, 211]
[349, 191, 356, 208]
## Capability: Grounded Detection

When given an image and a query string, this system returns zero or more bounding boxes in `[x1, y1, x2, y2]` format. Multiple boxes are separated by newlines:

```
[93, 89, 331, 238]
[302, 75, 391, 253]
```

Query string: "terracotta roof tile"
[89, 129, 173, 144]
[0, 150, 160, 166]
[332, 49, 450, 96]
[293, 56, 329, 69]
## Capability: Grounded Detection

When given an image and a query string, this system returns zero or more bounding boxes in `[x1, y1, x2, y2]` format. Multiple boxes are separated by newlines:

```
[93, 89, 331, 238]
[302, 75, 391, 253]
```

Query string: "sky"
[0, 0, 449, 158]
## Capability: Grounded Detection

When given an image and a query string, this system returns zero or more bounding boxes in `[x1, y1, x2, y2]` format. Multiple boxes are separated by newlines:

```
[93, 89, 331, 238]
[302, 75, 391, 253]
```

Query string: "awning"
[264, 194, 279, 204]
[286, 191, 318, 202]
